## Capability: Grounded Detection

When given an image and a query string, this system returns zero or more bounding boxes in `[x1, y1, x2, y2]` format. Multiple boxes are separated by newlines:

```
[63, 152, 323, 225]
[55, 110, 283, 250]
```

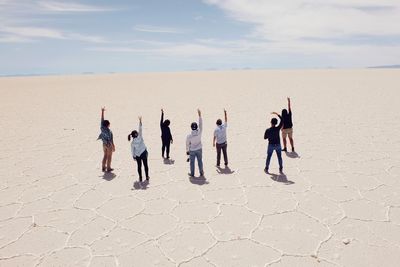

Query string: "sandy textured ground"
[0, 69, 400, 266]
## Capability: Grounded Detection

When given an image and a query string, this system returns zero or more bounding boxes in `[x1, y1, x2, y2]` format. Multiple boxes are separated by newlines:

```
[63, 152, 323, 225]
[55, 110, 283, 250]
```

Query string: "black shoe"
[106, 168, 114, 172]
[282, 147, 287, 152]
[146, 176, 150, 181]
[264, 168, 269, 174]
[291, 147, 295, 152]
[102, 167, 106, 172]
[188, 173, 194, 177]
[200, 171, 204, 176]
[139, 177, 143, 182]
[279, 167, 283, 173]
[224, 163, 228, 166]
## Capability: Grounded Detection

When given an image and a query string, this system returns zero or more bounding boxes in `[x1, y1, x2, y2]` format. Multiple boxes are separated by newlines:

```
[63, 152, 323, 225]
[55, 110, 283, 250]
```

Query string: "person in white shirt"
[186, 109, 204, 177]
[213, 109, 228, 167]
[128, 116, 149, 182]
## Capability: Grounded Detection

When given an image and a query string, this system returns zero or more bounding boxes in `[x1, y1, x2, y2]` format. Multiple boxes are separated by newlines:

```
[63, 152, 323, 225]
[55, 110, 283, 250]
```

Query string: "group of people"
[98, 97, 294, 183]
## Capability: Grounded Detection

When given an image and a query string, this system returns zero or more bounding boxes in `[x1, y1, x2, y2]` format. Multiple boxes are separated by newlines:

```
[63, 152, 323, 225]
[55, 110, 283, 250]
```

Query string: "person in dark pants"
[128, 116, 149, 182]
[160, 109, 173, 159]
[213, 109, 228, 167]
[264, 112, 283, 173]
[281, 97, 294, 152]
[98, 107, 115, 172]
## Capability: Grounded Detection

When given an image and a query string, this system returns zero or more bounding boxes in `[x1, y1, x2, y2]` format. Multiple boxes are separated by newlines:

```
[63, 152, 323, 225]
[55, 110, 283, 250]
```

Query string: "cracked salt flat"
[1, 70, 400, 266]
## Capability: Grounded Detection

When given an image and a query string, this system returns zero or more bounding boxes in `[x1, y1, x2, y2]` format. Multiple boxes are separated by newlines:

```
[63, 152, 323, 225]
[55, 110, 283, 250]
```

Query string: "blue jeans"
[266, 144, 283, 170]
[189, 149, 203, 176]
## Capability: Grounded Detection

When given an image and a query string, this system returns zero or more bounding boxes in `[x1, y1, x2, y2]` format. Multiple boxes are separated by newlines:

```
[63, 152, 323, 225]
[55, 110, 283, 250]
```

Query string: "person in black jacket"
[160, 109, 173, 159]
[281, 97, 294, 152]
[264, 112, 283, 174]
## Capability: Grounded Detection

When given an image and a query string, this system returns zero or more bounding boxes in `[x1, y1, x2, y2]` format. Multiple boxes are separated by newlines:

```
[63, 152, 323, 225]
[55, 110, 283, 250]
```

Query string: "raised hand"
[197, 109, 201, 117]
[161, 108, 164, 113]
[101, 107, 106, 112]
[139, 116, 142, 123]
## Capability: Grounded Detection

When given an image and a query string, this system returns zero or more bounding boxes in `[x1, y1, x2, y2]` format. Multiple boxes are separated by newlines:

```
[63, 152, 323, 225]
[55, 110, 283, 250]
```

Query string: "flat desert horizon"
[1, 69, 400, 266]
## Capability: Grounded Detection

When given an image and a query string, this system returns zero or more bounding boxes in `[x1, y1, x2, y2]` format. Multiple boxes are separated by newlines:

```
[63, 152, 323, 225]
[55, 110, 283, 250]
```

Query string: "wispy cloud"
[133, 25, 185, 34]
[87, 43, 228, 57]
[37, 1, 115, 12]
[203, 0, 400, 41]
[0, 25, 107, 43]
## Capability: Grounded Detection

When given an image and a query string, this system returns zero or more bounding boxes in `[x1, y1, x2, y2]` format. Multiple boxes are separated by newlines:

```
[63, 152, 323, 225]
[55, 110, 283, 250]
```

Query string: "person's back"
[265, 125, 281, 145]
[264, 113, 283, 173]
[160, 109, 173, 159]
[186, 109, 204, 177]
[281, 97, 295, 152]
[282, 110, 293, 129]
[187, 118, 203, 151]
[213, 109, 229, 167]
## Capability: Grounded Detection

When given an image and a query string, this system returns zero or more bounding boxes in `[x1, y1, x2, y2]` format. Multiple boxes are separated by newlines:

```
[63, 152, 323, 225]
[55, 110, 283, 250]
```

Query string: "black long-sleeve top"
[160, 113, 173, 142]
[264, 115, 282, 145]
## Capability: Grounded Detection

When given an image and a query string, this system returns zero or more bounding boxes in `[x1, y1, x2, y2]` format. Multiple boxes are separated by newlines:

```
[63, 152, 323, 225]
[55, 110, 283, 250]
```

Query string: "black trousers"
[216, 142, 228, 166]
[135, 150, 149, 180]
[162, 139, 170, 158]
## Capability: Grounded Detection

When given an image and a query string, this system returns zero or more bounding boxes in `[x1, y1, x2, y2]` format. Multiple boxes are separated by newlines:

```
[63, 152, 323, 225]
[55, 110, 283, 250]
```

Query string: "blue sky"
[1, 0, 400, 75]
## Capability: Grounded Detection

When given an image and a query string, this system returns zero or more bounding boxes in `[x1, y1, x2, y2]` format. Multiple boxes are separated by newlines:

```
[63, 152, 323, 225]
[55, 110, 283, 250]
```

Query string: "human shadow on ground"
[217, 166, 235, 175]
[132, 180, 149, 190]
[102, 172, 116, 181]
[267, 172, 295, 185]
[285, 151, 300, 159]
[189, 175, 209, 185]
[163, 158, 175, 165]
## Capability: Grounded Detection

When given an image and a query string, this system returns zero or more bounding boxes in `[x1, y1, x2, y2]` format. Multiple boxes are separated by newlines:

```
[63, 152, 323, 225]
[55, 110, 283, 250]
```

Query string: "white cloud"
[0, 26, 107, 43]
[87, 43, 228, 57]
[133, 25, 185, 34]
[38, 1, 115, 12]
[203, 0, 400, 41]
[0, 26, 64, 39]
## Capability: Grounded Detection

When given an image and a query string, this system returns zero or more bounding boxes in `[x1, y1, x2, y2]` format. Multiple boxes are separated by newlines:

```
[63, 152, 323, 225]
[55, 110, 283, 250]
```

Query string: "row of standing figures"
[98, 98, 295, 184]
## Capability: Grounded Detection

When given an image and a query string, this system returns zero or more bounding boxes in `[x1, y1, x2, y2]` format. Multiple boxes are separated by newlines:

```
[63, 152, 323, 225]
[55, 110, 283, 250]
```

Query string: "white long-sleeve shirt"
[131, 123, 147, 157]
[186, 117, 203, 152]
[214, 122, 227, 144]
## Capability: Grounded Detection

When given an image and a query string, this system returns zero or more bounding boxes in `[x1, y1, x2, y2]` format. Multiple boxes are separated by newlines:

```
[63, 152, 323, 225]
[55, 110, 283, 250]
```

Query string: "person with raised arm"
[128, 116, 150, 183]
[160, 109, 173, 159]
[213, 109, 228, 167]
[186, 109, 204, 177]
[264, 112, 283, 173]
[281, 97, 295, 152]
[98, 107, 115, 172]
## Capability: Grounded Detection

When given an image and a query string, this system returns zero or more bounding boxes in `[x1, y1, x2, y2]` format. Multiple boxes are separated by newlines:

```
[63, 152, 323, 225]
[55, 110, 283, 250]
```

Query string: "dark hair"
[271, 118, 278, 125]
[128, 130, 138, 141]
[163, 119, 170, 127]
[216, 119, 222, 126]
[281, 109, 288, 118]
[102, 120, 110, 128]
[191, 122, 198, 130]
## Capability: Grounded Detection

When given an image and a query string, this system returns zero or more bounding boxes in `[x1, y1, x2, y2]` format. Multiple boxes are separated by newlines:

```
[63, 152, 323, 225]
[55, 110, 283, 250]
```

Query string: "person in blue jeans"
[264, 112, 283, 173]
[186, 109, 204, 177]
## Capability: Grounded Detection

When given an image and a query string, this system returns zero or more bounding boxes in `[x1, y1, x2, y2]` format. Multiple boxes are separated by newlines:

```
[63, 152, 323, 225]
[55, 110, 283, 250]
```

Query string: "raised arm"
[224, 109, 227, 123]
[138, 116, 143, 137]
[101, 107, 105, 125]
[160, 109, 164, 128]
[198, 109, 203, 132]
[271, 112, 283, 128]
[287, 97, 291, 113]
